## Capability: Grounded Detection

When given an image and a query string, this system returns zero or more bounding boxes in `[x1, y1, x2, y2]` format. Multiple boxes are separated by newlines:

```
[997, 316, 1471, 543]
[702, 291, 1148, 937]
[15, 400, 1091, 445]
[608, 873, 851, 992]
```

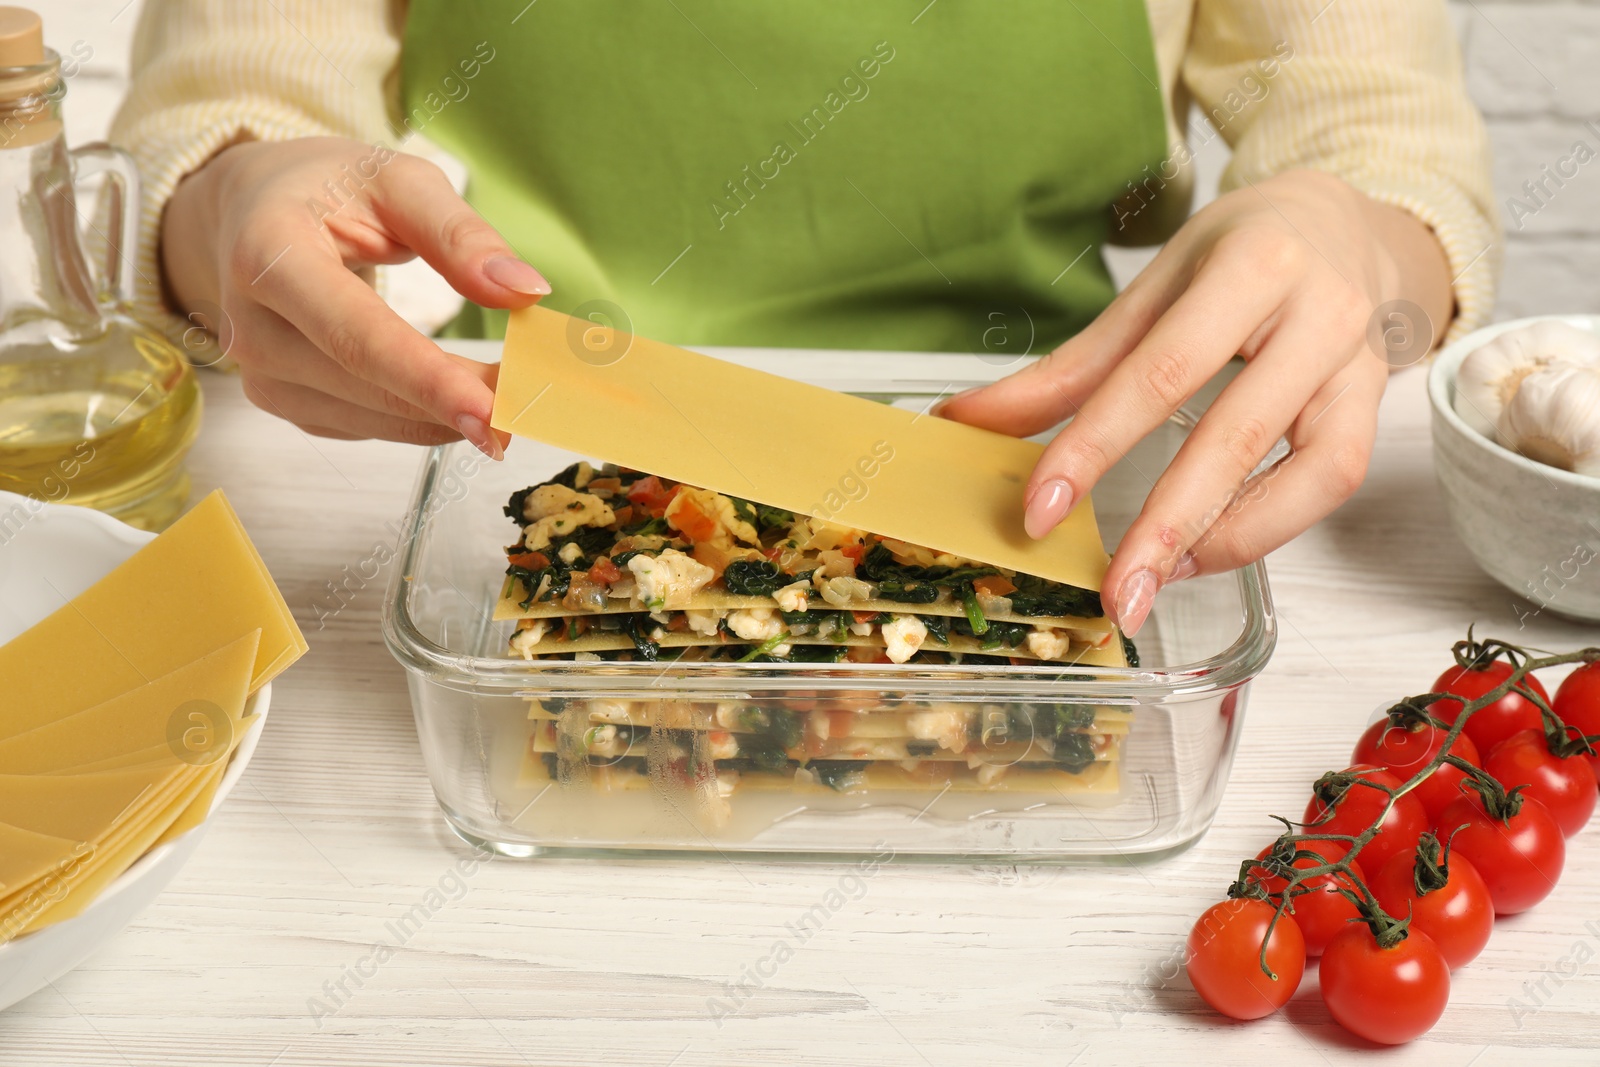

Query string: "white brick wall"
[1463, 1, 1600, 318]
[43, 0, 1600, 325]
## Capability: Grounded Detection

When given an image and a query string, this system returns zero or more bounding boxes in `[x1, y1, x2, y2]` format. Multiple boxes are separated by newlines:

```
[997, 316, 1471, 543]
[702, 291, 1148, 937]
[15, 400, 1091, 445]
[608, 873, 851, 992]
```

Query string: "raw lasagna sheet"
[491, 305, 1111, 592]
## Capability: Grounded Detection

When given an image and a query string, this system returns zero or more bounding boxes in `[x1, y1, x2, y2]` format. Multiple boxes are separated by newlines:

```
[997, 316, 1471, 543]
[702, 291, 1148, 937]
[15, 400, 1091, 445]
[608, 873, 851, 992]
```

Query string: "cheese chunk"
[519, 484, 615, 551]
[627, 549, 714, 610]
[882, 615, 928, 664]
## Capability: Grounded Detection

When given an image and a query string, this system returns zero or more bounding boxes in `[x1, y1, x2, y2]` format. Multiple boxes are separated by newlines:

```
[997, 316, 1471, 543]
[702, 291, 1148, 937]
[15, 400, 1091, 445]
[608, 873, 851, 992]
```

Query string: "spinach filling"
[737, 707, 803, 750]
[737, 633, 790, 662]
[724, 559, 814, 596]
[918, 614, 1029, 650]
[560, 525, 620, 560]
[859, 544, 1103, 618]
[507, 560, 571, 609]
[728, 497, 797, 538]
[619, 515, 670, 538]
[1052, 733, 1097, 773]
[1003, 574, 1103, 619]
[718, 756, 800, 775]
[736, 734, 793, 772]
[809, 760, 867, 792]
[857, 544, 996, 604]
[780, 609, 856, 641]
[620, 615, 659, 660]
[772, 645, 851, 664]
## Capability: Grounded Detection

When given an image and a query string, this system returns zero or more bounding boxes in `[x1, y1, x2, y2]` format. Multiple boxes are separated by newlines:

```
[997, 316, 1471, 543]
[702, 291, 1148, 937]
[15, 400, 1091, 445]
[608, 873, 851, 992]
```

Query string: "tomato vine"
[1229, 634, 1600, 979]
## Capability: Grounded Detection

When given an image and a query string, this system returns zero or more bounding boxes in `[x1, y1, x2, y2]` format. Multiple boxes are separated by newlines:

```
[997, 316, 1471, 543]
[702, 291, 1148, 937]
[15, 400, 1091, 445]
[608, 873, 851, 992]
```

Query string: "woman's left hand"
[937, 169, 1453, 636]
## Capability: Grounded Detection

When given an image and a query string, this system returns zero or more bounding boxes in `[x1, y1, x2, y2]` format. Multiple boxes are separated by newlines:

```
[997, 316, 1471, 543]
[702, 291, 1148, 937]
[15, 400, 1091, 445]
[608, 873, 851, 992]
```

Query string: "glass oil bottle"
[0, 7, 199, 531]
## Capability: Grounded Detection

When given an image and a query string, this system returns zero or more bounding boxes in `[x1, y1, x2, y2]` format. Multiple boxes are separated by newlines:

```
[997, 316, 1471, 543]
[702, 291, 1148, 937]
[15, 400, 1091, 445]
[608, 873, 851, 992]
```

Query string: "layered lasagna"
[499, 463, 1135, 806]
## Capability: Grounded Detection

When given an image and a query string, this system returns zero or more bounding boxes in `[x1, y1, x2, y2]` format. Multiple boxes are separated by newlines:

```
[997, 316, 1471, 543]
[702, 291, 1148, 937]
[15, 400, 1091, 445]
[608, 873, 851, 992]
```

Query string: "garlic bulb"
[1496, 361, 1600, 476]
[1454, 321, 1600, 437]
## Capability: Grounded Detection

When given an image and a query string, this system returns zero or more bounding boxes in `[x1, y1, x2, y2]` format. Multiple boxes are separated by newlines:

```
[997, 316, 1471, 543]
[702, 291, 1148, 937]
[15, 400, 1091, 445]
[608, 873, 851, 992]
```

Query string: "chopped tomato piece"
[851, 611, 877, 624]
[587, 477, 622, 492]
[828, 711, 855, 738]
[610, 504, 634, 526]
[626, 475, 678, 516]
[973, 575, 1018, 597]
[763, 546, 785, 561]
[507, 551, 550, 570]
[588, 556, 623, 584]
[667, 614, 690, 632]
[841, 542, 866, 563]
[666, 494, 719, 542]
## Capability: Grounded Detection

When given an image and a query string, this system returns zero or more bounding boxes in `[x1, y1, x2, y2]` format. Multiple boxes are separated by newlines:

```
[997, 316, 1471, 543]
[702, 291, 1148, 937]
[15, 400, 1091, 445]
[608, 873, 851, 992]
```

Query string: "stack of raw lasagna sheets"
[0, 493, 306, 944]
[495, 462, 1134, 800]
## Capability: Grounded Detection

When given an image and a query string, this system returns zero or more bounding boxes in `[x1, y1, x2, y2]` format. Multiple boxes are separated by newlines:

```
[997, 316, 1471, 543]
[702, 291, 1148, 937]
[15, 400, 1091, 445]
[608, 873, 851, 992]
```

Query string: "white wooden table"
[3, 353, 1598, 1066]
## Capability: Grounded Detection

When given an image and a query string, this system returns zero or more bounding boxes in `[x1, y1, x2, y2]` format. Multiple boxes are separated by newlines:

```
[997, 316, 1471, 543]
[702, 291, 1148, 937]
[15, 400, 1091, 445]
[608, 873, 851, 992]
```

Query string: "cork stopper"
[0, 7, 58, 146]
[0, 8, 42, 69]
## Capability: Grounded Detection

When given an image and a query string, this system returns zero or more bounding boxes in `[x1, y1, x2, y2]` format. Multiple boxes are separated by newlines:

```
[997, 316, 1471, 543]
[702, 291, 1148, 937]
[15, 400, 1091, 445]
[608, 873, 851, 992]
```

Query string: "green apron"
[400, 1, 1167, 354]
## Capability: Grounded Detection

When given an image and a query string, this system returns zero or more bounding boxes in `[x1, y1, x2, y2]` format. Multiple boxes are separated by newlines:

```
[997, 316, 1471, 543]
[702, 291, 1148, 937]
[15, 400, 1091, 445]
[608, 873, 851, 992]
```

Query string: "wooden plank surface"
[2, 354, 1598, 1067]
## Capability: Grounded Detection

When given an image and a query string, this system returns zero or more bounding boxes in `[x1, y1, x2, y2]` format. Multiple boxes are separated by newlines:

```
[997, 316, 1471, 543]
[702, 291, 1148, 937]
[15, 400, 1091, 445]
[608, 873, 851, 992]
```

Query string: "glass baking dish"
[382, 348, 1274, 862]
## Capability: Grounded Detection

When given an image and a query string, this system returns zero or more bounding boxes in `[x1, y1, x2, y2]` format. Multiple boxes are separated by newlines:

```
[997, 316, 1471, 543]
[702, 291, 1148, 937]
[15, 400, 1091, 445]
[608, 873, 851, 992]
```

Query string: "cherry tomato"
[1352, 717, 1482, 823]
[1438, 791, 1565, 915]
[1185, 898, 1305, 1021]
[1249, 840, 1365, 956]
[1370, 846, 1493, 970]
[1320, 924, 1451, 1045]
[1303, 765, 1427, 874]
[1485, 730, 1597, 837]
[1431, 660, 1551, 755]
[1552, 662, 1600, 784]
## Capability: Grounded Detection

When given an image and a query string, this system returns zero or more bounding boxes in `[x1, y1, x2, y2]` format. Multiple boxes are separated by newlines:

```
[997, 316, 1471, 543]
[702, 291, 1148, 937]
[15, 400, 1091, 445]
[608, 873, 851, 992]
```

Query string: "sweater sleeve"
[1183, 0, 1499, 340]
[109, 0, 398, 343]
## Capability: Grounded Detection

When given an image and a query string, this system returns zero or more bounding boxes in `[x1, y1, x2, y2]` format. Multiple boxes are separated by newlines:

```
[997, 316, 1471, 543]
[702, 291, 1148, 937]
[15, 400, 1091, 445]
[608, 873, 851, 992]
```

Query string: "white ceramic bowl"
[1429, 316, 1600, 622]
[0, 493, 269, 1012]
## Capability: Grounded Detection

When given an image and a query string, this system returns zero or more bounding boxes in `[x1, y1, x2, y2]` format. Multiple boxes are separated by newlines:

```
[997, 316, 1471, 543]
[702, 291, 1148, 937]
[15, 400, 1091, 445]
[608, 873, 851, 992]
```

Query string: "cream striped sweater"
[109, 0, 1498, 346]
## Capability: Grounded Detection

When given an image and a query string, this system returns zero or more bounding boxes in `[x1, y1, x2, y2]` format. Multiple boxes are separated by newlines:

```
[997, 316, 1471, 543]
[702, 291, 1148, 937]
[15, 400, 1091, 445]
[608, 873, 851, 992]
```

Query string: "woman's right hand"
[160, 136, 550, 457]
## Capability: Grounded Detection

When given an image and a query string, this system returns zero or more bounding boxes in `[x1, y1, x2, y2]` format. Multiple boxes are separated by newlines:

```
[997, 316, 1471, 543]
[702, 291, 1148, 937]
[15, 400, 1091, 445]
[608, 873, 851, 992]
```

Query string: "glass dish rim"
[383, 409, 1276, 700]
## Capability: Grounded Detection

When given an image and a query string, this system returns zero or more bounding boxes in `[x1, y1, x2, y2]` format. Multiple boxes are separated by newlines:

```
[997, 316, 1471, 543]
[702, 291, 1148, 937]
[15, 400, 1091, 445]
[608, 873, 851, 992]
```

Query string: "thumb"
[372, 154, 550, 309]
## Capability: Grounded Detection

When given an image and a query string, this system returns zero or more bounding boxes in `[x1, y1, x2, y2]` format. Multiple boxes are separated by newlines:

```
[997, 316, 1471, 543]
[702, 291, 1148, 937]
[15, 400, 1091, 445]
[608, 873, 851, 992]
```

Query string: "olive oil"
[0, 9, 201, 532]
[0, 330, 201, 530]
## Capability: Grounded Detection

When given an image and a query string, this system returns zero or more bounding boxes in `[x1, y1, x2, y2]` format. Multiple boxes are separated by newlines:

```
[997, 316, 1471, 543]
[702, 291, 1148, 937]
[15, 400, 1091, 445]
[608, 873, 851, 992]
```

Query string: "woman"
[115, 0, 1495, 635]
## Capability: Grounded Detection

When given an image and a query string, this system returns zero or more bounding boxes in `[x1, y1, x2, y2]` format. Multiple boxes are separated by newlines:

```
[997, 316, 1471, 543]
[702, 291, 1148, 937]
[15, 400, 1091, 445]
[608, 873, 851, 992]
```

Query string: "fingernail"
[1166, 551, 1198, 582]
[930, 386, 979, 418]
[1023, 479, 1074, 539]
[1114, 568, 1158, 637]
[457, 412, 504, 461]
[483, 255, 551, 296]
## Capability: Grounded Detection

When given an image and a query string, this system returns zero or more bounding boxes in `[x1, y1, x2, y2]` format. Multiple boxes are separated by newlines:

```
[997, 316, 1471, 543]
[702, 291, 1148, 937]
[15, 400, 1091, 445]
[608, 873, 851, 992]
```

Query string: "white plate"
[0, 492, 270, 1011]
